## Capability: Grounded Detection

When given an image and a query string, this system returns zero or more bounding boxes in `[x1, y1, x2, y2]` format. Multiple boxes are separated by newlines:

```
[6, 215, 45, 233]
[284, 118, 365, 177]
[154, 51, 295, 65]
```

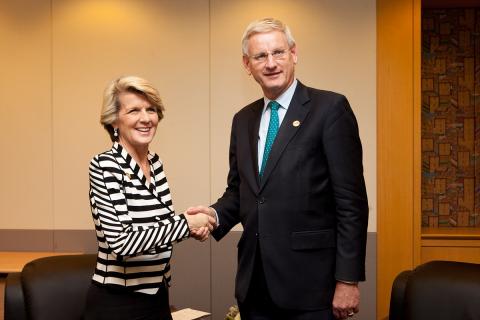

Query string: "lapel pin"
[293, 120, 300, 127]
[125, 172, 132, 179]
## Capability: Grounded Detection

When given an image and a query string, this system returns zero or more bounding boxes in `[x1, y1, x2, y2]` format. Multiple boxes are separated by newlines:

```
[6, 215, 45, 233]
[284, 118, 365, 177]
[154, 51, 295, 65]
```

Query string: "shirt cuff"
[337, 280, 358, 285]
[209, 207, 220, 227]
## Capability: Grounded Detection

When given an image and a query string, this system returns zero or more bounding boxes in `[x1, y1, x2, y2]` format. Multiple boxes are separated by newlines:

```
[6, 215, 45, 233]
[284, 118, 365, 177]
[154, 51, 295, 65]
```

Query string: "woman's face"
[114, 91, 159, 152]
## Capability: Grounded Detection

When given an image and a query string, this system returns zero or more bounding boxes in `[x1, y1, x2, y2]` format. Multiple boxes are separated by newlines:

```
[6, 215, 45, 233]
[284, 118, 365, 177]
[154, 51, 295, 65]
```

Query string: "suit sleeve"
[88, 155, 190, 258]
[211, 114, 242, 240]
[322, 96, 369, 282]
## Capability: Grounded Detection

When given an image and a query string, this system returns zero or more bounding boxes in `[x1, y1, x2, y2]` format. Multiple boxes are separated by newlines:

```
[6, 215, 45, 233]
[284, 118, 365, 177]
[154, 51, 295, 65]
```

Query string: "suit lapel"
[259, 82, 311, 191]
[247, 100, 264, 191]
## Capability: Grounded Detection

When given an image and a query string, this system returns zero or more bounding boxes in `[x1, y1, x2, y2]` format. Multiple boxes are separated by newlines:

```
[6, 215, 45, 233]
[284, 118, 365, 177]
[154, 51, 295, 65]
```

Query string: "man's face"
[243, 30, 297, 100]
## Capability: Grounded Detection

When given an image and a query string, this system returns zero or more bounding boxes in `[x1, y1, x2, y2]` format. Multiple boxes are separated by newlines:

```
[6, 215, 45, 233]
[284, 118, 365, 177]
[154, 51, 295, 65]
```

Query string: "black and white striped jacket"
[88, 142, 189, 295]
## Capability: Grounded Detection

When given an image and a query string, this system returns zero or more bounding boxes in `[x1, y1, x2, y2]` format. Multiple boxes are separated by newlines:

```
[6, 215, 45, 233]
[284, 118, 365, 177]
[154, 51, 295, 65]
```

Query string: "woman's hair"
[100, 76, 165, 141]
[241, 17, 296, 55]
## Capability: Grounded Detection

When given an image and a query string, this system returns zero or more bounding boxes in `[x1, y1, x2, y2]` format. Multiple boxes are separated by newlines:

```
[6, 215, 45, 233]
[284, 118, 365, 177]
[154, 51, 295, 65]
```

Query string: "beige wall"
[0, 0, 376, 231]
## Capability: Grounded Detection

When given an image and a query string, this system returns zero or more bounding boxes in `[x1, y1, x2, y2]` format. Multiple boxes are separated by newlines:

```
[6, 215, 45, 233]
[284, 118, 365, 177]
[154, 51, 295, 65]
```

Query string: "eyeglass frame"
[246, 48, 292, 64]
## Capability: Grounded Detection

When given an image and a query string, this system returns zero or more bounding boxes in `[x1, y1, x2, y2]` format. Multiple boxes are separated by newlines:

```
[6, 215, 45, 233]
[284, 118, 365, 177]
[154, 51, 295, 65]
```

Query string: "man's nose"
[265, 54, 277, 68]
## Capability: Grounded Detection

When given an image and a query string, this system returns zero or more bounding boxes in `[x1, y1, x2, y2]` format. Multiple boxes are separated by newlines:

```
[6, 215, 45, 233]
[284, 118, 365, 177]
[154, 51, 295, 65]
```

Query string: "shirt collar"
[263, 79, 298, 112]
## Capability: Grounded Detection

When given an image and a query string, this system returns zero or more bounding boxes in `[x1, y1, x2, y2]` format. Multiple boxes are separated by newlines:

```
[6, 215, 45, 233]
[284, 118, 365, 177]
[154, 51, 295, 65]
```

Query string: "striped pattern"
[89, 142, 189, 294]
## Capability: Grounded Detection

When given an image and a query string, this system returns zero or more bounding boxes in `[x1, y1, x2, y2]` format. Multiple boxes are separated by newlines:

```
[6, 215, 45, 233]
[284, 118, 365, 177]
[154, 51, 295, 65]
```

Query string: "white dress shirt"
[257, 79, 298, 170]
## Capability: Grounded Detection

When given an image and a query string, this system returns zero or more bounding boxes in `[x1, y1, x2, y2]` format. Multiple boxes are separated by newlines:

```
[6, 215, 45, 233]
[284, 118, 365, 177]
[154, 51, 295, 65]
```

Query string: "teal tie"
[260, 101, 280, 177]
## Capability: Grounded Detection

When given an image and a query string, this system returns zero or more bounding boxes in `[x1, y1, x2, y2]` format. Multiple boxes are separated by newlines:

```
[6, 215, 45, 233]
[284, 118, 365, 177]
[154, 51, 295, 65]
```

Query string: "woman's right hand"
[184, 213, 216, 231]
[184, 213, 215, 242]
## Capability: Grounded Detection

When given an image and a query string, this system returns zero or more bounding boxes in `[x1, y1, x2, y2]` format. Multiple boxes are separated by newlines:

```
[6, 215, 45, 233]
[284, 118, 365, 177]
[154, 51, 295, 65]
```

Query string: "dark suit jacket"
[212, 81, 369, 310]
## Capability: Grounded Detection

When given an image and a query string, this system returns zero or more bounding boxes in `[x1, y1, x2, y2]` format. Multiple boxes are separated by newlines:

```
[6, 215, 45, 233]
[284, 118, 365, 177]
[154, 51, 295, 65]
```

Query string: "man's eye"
[254, 53, 267, 60]
[147, 107, 156, 112]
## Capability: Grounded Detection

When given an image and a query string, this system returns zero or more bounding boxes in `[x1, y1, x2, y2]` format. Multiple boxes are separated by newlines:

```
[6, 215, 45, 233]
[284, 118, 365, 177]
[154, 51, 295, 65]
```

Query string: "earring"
[114, 128, 118, 138]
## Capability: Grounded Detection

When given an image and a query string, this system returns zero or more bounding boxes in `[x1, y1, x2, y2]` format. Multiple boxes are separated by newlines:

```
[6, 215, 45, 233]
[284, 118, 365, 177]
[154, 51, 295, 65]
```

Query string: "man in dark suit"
[188, 17, 368, 320]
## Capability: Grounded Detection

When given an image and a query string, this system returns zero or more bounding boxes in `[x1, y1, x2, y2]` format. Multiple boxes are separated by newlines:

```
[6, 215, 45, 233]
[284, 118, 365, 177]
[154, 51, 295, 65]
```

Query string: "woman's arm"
[89, 154, 190, 258]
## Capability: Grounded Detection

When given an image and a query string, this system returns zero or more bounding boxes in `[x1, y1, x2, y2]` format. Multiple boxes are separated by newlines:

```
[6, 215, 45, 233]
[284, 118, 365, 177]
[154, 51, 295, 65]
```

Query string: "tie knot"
[268, 100, 280, 111]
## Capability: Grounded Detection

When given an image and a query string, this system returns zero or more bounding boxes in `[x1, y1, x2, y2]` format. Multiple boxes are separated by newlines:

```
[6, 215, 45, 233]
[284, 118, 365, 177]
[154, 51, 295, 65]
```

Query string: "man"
[189, 18, 368, 320]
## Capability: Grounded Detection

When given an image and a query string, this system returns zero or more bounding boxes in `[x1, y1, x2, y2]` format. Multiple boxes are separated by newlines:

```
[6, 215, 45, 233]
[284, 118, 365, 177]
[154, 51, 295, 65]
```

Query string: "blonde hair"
[241, 17, 296, 55]
[100, 76, 165, 141]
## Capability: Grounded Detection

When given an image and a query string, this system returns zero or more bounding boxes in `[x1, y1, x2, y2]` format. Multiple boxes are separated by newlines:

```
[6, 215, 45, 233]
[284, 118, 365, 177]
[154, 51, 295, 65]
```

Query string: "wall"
[0, 0, 376, 319]
[377, 0, 421, 318]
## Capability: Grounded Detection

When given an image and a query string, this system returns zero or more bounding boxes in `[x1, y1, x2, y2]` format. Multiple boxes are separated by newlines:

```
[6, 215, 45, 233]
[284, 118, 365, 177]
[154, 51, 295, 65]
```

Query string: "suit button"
[255, 233, 259, 238]
[259, 197, 265, 204]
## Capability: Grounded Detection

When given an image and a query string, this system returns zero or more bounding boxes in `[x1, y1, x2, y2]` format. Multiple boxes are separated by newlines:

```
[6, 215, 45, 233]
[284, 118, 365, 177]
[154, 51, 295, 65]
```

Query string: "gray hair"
[241, 17, 296, 55]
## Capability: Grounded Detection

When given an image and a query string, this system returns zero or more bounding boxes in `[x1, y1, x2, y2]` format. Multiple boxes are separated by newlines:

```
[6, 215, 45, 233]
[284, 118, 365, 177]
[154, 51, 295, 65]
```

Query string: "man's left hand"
[332, 281, 360, 319]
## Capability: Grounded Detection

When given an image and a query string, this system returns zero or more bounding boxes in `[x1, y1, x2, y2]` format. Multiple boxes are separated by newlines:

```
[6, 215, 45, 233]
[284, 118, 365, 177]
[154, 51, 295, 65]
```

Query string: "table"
[0, 251, 81, 273]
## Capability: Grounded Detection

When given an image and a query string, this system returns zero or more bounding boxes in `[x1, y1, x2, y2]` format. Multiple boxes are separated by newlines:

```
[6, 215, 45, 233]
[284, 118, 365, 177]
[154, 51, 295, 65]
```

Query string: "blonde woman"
[84, 76, 214, 320]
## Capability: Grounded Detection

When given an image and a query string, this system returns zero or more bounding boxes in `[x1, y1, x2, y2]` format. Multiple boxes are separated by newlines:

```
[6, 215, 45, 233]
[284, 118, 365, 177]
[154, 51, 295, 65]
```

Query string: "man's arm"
[322, 95, 369, 318]
[323, 95, 369, 280]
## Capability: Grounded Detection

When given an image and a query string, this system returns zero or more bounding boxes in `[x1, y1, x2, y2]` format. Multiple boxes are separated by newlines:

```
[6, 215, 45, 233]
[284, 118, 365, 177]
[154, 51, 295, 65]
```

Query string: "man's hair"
[100, 76, 165, 142]
[241, 17, 296, 55]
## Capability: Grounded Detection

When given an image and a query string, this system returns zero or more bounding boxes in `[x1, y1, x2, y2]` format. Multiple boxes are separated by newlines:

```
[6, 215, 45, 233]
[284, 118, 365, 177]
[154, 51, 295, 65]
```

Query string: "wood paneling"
[421, 227, 480, 264]
[413, 0, 422, 269]
[378, 4, 480, 318]
[377, 0, 421, 318]
[422, 246, 480, 264]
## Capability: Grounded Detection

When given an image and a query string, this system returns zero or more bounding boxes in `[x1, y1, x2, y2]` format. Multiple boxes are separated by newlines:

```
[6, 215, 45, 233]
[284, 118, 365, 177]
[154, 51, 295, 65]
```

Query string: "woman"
[84, 76, 213, 320]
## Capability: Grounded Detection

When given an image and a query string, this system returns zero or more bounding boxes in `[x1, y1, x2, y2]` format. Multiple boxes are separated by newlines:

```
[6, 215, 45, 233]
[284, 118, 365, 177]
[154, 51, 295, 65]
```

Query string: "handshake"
[184, 206, 217, 242]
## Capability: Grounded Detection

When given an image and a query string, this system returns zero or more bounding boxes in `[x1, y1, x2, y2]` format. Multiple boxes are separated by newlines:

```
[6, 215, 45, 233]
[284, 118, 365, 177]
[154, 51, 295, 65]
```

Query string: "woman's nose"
[139, 110, 151, 122]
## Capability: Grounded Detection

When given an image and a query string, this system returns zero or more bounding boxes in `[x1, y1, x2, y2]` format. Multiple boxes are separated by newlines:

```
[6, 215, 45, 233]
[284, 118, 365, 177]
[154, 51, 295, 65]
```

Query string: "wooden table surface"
[0, 251, 81, 273]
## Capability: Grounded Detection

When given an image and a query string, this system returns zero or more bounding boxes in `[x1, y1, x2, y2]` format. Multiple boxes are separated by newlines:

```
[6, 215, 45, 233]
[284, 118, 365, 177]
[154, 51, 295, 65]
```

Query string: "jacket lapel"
[247, 100, 264, 191]
[259, 82, 311, 191]
[112, 142, 156, 196]
[147, 153, 158, 197]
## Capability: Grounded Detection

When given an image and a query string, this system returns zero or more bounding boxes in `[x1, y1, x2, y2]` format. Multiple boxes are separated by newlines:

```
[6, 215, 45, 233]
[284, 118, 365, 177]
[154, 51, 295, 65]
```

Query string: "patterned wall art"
[422, 8, 480, 228]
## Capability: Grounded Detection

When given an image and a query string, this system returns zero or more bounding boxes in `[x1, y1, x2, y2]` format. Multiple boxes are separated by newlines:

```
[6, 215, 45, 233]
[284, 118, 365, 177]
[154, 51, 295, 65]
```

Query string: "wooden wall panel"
[377, 0, 421, 318]
[421, 227, 480, 265]
[422, 239, 480, 264]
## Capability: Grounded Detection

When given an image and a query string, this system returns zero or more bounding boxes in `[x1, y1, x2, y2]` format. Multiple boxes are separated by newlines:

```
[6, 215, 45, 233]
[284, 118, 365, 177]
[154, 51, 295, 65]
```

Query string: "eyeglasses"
[249, 49, 290, 63]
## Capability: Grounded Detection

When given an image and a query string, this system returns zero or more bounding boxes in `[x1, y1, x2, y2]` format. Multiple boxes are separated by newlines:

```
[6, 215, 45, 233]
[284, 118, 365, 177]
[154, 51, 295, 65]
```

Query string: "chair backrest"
[5, 272, 27, 320]
[390, 260, 480, 320]
[389, 270, 411, 320]
[19, 254, 96, 320]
